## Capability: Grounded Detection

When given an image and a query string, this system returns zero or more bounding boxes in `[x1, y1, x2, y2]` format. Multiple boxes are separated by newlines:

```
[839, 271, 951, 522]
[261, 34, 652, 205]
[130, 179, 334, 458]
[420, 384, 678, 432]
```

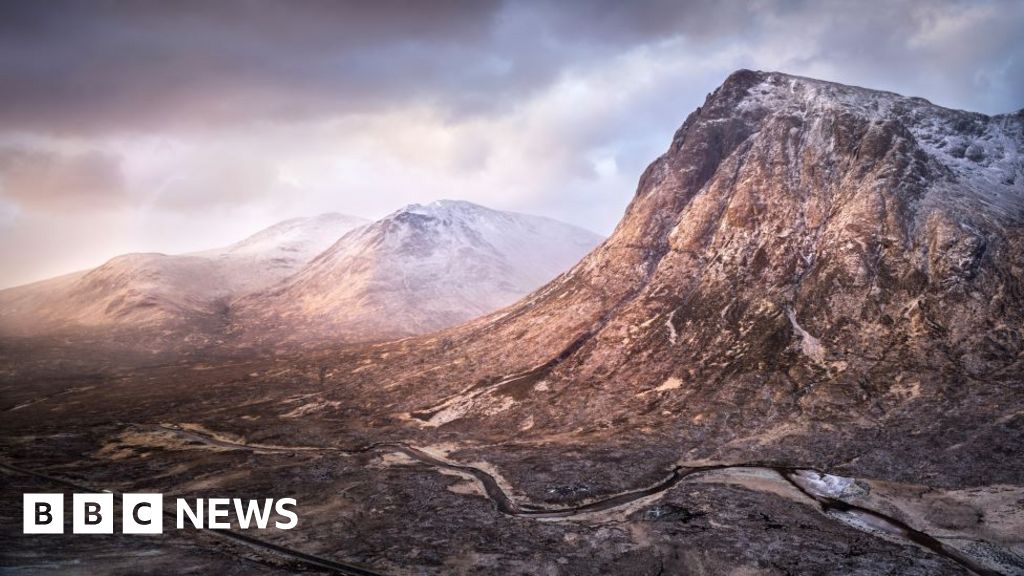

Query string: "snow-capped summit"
[232, 200, 603, 340]
[0, 213, 368, 335]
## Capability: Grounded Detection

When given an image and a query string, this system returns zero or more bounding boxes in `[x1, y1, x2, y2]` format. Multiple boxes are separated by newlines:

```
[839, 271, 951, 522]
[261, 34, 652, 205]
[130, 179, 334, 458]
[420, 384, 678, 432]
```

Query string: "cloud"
[0, 1, 505, 133]
[5, 0, 1015, 136]
[0, 147, 127, 212]
[1, 0, 1023, 287]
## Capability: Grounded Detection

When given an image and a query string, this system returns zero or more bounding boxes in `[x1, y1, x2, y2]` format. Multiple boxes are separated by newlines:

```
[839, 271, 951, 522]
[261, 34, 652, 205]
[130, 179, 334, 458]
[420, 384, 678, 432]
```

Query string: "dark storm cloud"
[0, 0, 506, 132]
[1, 0, 1021, 135]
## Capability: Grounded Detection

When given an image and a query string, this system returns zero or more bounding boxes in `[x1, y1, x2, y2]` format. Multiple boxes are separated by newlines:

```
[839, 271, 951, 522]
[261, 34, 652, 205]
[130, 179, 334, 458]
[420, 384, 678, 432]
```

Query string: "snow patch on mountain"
[195, 212, 370, 295]
[234, 200, 603, 340]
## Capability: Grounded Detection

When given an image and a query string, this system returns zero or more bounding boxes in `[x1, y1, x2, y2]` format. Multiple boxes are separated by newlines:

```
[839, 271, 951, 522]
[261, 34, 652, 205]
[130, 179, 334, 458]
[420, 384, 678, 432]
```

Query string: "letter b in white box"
[73, 493, 113, 534]
[23, 494, 63, 534]
[123, 493, 163, 534]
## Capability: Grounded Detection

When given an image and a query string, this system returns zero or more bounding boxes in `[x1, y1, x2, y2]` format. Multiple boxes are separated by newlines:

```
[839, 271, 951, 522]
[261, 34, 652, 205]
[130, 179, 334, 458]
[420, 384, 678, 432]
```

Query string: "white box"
[122, 493, 163, 534]
[72, 493, 114, 534]
[23, 493, 64, 534]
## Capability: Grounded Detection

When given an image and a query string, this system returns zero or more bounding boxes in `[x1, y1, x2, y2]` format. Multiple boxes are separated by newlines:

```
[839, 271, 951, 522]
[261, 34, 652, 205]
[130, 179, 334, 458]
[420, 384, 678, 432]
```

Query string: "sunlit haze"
[1, 0, 1021, 287]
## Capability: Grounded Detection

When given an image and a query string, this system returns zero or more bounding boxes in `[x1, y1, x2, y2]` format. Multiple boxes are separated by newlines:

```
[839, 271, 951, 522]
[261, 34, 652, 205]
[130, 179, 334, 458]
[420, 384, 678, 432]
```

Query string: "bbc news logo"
[24, 493, 298, 534]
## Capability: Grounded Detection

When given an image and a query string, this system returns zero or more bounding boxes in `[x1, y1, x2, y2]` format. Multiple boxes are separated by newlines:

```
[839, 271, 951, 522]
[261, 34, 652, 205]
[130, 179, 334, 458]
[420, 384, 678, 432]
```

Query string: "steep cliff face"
[371, 71, 1022, 482]
[232, 200, 602, 341]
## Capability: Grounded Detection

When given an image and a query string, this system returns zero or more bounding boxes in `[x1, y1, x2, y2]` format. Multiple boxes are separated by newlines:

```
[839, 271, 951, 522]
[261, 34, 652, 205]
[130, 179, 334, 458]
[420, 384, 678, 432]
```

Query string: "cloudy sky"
[1, 0, 1021, 287]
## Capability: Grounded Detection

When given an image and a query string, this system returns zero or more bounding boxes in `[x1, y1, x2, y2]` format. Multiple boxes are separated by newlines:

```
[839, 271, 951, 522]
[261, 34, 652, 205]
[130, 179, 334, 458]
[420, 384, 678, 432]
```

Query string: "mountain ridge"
[0, 212, 370, 335]
[231, 199, 603, 341]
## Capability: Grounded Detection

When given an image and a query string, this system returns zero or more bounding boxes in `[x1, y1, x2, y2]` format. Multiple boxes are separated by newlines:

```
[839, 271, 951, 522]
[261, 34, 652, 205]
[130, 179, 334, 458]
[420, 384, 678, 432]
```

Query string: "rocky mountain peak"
[384, 72, 1023, 485]
[673, 70, 1022, 212]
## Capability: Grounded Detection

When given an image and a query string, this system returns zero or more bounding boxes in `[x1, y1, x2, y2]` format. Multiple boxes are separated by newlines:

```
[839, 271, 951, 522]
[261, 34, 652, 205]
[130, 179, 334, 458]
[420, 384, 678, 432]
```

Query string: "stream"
[153, 424, 1002, 576]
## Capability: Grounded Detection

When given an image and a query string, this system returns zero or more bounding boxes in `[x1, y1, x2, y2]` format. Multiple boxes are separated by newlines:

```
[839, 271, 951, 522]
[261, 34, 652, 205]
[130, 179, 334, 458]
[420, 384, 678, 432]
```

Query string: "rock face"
[232, 200, 602, 341]
[0, 213, 368, 335]
[378, 71, 1023, 485]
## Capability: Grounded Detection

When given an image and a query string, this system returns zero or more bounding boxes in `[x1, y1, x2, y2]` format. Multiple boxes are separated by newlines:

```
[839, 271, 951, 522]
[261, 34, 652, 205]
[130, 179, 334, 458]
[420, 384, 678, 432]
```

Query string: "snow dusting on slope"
[0, 213, 368, 334]
[732, 72, 1023, 216]
[236, 200, 603, 339]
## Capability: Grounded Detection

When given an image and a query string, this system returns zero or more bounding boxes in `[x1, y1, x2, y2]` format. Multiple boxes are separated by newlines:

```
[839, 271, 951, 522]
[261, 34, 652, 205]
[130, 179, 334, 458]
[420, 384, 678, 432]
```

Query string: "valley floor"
[0, 342, 1021, 576]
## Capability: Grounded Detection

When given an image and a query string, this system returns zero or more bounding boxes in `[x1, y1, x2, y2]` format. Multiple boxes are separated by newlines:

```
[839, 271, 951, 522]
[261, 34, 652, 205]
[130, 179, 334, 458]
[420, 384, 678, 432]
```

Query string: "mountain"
[345, 71, 1022, 485]
[205, 71, 1023, 575]
[2, 71, 1022, 576]
[196, 212, 371, 295]
[0, 213, 368, 336]
[231, 200, 603, 341]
